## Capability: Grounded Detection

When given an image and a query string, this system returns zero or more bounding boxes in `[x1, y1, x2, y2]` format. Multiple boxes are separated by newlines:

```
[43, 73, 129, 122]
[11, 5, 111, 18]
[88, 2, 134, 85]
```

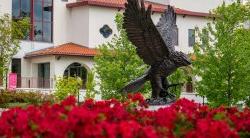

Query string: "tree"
[95, 13, 150, 100]
[193, 1, 250, 107]
[0, 14, 29, 88]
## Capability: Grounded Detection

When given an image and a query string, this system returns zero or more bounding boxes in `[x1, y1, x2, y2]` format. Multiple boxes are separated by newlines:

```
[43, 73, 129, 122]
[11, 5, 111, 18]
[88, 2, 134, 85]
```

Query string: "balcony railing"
[7, 77, 86, 90]
[20, 77, 54, 89]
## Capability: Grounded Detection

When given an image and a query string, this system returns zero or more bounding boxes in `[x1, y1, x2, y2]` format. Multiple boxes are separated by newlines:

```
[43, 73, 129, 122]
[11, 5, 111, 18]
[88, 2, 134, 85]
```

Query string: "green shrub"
[54, 76, 82, 100]
[0, 90, 55, 107]
[0, 103, 29, 108]
[85, 71, 96, 99]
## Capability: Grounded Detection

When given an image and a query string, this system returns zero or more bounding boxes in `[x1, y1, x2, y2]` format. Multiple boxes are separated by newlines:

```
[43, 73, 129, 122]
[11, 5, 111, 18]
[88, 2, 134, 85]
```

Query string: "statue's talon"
[167, 92, 176, 99]
[146, 97, 176, 106]
[160, 88, 176, 99]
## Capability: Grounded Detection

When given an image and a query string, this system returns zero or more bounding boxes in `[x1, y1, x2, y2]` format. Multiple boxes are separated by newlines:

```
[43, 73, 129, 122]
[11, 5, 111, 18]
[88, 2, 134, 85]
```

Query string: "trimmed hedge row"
[0, 90, 55, 108]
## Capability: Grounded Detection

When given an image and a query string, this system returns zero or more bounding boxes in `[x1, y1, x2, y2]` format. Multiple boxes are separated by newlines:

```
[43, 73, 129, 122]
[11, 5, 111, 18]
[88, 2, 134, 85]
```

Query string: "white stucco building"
[0, 0, 243, 101]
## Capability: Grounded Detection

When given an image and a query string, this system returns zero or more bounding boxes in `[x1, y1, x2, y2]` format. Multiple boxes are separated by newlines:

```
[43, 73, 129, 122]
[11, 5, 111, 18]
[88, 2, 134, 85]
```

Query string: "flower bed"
[0, 93, 249, 138]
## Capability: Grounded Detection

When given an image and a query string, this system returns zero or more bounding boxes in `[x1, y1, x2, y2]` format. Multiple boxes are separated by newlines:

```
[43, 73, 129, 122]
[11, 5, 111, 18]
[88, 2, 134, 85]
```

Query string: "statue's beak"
[184, 58, 192, 65]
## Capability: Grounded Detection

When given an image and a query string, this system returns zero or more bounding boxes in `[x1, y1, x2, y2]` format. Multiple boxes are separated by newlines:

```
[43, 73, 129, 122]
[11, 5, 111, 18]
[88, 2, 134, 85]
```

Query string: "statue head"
[173, 51, 191, 67]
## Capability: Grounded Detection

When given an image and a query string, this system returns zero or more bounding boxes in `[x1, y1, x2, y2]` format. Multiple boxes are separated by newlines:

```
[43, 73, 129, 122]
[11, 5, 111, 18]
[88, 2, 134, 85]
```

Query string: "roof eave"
[66, 1, 211, 17]
[67, 1, 164, 13]
[24, 53, 96, 59]
[67, 1, 124, 9]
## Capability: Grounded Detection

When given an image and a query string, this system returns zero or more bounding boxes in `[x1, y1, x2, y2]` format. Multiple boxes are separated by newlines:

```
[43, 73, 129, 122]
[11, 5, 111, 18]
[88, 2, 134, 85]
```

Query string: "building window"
[188, 29, 195, 47]
[38, 63, 50, 88]
[12, 0, 31, 18]
[100, 25, 113, 38]
[173, 27, 178, 46]
[186, 77, 193, 93]
[12, 0, 53, 42]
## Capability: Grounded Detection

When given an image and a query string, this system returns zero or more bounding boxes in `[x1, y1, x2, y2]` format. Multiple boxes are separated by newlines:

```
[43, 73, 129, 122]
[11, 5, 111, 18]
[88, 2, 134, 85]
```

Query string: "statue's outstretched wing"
[156, 6, 178, 53]
[123, 0, 169, 65]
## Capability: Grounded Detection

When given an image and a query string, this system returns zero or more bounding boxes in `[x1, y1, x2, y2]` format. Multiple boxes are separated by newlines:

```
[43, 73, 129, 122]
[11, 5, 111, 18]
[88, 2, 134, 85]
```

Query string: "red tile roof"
[25, 43, 97, 58]
[66, 0, 211, 17]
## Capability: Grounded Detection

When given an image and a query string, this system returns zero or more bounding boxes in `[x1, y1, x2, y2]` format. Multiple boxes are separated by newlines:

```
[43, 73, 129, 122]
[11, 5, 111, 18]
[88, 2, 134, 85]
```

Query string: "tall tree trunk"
[0, 47, 3, 88]
[227, 63, 232, 107]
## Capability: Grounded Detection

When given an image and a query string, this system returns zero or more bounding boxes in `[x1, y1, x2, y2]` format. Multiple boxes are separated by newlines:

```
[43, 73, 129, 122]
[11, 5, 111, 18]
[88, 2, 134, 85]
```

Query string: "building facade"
[0, 0, 237, 97]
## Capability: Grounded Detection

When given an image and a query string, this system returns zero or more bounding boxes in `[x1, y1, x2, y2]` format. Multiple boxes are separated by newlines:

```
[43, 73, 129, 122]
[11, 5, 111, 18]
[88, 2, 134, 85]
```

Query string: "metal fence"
[20, 77, 54, 89]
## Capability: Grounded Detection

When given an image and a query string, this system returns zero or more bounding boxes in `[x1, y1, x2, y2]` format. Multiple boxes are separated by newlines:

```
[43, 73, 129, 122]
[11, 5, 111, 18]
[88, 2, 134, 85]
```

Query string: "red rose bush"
[0, 93, 249, 138]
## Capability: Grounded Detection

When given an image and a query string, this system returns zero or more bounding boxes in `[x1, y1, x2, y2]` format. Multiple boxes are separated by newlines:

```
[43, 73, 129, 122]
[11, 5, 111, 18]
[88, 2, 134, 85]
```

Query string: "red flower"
[0, 94, 249, 138]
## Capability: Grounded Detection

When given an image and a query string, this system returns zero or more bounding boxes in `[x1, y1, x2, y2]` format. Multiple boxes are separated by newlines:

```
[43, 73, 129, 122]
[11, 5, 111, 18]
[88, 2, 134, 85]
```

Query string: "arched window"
[63, 63, 87, 89]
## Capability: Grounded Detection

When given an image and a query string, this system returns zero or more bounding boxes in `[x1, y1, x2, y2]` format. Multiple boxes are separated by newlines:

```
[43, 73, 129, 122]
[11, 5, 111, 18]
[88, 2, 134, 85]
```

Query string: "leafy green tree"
[193, 1, 250, 107]
[0, 14, 29, 88]
[95, 13, 150, 100]
[55, 76, 82, 100]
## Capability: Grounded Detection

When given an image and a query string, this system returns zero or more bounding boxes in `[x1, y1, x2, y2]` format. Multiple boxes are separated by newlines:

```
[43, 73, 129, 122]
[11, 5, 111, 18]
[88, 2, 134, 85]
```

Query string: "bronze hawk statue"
[122, 0, 191, 105]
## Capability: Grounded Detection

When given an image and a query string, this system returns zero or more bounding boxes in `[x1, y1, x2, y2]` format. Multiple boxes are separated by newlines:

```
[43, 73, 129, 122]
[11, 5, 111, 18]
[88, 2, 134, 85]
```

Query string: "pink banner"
[8, 73, 17, 91]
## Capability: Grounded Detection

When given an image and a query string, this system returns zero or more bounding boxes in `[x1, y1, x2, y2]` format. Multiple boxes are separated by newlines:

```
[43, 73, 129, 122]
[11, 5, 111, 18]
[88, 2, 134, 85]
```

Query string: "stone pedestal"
[147, 104, 172, 111]
[146, 97, 176, 106]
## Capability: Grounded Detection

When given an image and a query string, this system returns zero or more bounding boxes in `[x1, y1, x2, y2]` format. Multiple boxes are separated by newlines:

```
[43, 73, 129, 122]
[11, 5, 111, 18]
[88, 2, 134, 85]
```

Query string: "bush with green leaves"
[193, 1, 250, 107]
[85, 71, 96, 99]
[0, 90, 55, 108]
[54, 77, 82, 100]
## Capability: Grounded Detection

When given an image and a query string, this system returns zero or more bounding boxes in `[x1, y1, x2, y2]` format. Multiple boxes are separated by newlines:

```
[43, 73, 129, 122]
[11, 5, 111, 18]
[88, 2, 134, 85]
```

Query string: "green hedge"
[0, 90, 55, 107]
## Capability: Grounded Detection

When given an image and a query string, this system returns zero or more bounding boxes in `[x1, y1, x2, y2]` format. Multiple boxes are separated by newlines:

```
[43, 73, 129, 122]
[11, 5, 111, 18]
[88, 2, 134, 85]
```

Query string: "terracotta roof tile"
[25, 43, 97, 58]
[66, 0, 211, 17]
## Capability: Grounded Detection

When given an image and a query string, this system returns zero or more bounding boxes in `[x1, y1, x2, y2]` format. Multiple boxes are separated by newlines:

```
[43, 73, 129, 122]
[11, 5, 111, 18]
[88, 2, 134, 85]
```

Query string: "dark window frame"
[38, 62, 50, 88]
[188, 29, 195, 47]
[174, 27, 179, 46]
[12, 0, 53, 43]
